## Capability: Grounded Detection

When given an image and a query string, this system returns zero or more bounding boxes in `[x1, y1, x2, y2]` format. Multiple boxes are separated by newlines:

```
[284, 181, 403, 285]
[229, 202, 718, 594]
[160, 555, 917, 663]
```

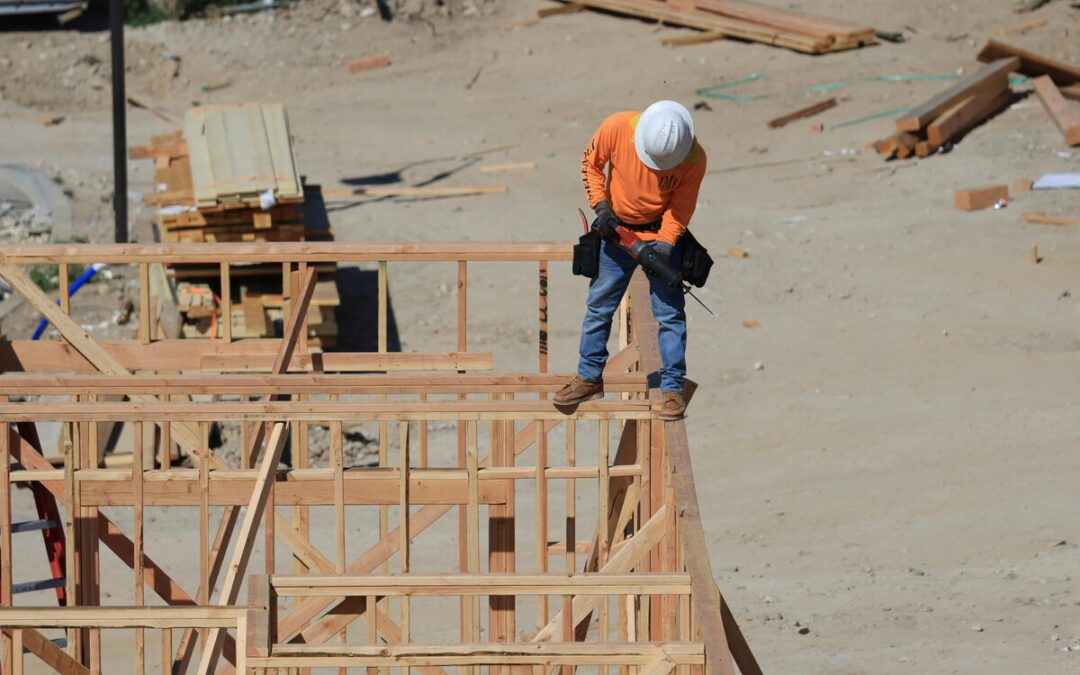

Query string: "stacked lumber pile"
[549, 0, 875, 54]
[132, 104, 340, 348]
[873, 41, 1080, 159]
[873, 57, 1019, 159]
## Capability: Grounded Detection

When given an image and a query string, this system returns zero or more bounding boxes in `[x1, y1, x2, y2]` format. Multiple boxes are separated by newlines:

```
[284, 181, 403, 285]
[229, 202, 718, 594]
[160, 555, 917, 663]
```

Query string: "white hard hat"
[634, 100, 695, 171]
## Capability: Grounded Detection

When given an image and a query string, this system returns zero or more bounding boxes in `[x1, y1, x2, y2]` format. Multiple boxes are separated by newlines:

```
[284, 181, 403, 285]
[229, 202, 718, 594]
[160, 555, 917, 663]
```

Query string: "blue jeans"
[577, 239, 687, 393]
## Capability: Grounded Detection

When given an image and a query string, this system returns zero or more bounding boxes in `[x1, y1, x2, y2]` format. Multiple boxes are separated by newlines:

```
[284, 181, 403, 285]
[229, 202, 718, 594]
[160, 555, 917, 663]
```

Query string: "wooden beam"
[926, 85, 1012, 147]
[200, 352, 494, 373]
[0, 243, 572, 265]
[196, 267, 318, 675]
[0, 400, 653, 423]
[0, 608, 244, 629]
[76, 469, 508, 507]
[1022, 212, 1080, 226]
[255, 643, 703, 668]
[270, 574, 692, 597]
[894, 57, 1019, 132]
[627, 272, 749, 675]
[977, 39, 1080, 86]
[1033, 75, 1080, 146]
[0, 373, 647, 396]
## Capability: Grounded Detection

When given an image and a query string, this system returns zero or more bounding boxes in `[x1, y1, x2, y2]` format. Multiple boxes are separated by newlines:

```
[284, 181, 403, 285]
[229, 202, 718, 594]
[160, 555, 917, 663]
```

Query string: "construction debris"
[955, 184, 1009, 211]
[1033, 76, 1080, 146]
[1022, 212, 1080, 225]
[873, 57, 1018, 159]
[345, 54, 391, 73]
[767, 98, 838, 129]
[976, 39, 1080, 85]
[998, 16, 1047, 37]
[542, 0, 876, 54]
[480, 161, 538, 173]
[1033, 173, 1080, 189]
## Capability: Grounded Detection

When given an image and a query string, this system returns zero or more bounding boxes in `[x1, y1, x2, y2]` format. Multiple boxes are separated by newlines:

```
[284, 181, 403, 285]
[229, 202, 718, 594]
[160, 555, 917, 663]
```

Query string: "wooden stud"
[139, 263, 151, 343]
[1, 423, 11, 675]
[133, 422, 145, 675]
[220, 262, 232, 342]
[59, 263, 70, 317]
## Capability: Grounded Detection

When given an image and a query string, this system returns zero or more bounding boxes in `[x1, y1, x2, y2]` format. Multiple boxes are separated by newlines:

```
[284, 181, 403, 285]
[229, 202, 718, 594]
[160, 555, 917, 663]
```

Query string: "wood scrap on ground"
[766, 98, 837, 128]
[346, 55, 391, 73]
[127, 93, 183, 127]
[998, 16, 1047, 37]
[1022, 212, 1080, 226]
[1061, 84, 1080, 102]
[976, 39, 1080, 85]
[541, 0, 876, 54]
[660, 30, 725, 47]
[1032, 75, 1080, 146]
[480, 162, 538, 173]
[955, 185, 1008, 211]
[871, 57, 1018, 159]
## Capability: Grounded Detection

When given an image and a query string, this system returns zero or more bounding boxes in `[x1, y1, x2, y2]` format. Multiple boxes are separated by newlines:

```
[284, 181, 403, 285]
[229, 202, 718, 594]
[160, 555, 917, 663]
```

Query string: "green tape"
[830, 107, 913, 130]
[695, 73, 764, 99]
[807, 81, 846, 93]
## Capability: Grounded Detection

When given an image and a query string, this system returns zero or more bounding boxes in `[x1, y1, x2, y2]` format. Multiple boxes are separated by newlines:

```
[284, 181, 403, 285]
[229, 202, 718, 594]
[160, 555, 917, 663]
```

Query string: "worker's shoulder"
[682, 139, 707, 170]
[599, 110, 641, 131]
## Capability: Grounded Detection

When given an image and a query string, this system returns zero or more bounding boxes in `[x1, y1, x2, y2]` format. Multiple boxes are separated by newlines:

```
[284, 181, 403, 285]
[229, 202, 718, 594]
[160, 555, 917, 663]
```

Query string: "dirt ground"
[2, 0, 1080, 673]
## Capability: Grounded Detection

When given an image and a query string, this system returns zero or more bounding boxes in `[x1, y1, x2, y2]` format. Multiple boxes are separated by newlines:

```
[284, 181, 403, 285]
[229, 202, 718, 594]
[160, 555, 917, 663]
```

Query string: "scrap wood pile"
[874, 40, 1080, 160]
[547, 0, 875, 53]
[132, 103, 340, 347]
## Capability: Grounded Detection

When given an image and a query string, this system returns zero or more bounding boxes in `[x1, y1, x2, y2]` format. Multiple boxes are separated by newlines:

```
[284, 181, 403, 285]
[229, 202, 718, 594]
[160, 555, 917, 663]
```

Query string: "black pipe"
[110, 0, 128, 243]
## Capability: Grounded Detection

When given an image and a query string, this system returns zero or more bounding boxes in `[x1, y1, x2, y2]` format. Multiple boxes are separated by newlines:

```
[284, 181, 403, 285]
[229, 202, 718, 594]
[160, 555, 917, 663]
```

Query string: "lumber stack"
[872, 57, 1019, 159]
[132, 107, 341, 348]
[549, 0, 875, 54]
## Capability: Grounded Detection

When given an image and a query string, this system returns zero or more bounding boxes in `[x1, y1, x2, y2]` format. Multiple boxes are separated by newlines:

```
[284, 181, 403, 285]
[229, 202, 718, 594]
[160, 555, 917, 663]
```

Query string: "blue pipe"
[31, 263, 106, 340]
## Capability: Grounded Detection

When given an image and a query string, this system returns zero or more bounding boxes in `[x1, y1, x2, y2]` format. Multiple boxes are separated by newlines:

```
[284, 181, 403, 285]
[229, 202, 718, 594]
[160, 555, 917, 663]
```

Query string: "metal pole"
[110, 0, 128, 243]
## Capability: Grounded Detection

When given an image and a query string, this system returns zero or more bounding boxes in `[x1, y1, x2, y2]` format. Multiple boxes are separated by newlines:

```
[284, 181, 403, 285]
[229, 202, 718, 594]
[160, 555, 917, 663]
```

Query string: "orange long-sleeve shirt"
[581, 111, 707, 246]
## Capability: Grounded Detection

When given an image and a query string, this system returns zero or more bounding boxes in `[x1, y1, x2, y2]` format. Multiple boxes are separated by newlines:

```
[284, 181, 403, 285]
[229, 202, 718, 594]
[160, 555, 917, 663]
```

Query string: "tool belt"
[622, 220, 661, 233]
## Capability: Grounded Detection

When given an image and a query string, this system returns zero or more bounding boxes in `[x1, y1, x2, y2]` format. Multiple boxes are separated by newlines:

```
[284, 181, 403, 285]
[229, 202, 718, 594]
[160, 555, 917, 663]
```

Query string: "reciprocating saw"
[578, 208, 715, 315]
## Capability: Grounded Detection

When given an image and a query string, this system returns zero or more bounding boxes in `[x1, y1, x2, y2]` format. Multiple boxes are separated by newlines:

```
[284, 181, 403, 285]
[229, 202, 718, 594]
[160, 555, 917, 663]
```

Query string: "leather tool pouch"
[572, 230, 602, 278]
[679, 231, 714, 288]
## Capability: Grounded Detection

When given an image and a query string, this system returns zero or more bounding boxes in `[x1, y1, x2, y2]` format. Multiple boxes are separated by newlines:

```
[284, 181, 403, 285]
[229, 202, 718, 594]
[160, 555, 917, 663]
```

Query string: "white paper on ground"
[1033, 173, 1080, 190]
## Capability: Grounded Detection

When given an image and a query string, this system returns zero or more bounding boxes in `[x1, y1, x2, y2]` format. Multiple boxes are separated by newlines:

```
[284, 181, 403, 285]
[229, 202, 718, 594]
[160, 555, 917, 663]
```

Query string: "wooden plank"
[272, 574, 690, 596]
[1021, 212, 1080, 226]
[0, 241, 573, 264]
[1062, 84, 1080, 103]
[0, 373, 646, 396]
[259, 642, 702, 667]
[558, 0, 830, 53]
[627, 272, 750, 675]
[766, 98, 837, 129]
[926, 85, 1012, 147]
[1033, 75, 1080, 146]
[0, 608, 245, 628]
[692, 0, 875, 43]
[894, 57, 1018, 132]
[183, 108, 216, 206]
[223, 105, 260, 195]
[261, 104, 302, 200]
[200, 352, 494, 373]
[0, 400, 653, 423]
[242, 103, 278, 195]
[977, 39, 1080, 86]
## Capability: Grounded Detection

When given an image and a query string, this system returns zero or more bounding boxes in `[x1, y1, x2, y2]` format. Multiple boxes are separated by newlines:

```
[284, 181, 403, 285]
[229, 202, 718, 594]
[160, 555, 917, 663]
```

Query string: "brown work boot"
[658, 391, 686, 420]
[553, 376, 604, 405]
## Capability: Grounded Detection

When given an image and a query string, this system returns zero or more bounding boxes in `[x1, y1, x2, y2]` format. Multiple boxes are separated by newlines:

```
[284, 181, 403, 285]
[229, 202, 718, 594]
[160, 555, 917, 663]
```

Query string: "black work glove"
[591, 201, 620, 238]
[652, 241, 674, 259]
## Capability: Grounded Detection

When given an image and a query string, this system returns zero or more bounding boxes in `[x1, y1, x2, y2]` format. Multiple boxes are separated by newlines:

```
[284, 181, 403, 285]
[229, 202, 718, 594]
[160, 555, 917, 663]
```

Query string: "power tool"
[579, 208, 715, 315]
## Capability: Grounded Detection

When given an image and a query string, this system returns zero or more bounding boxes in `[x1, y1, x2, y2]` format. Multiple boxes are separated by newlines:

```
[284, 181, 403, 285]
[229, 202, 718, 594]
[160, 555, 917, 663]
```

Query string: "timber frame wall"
[0, 244, 760, 675]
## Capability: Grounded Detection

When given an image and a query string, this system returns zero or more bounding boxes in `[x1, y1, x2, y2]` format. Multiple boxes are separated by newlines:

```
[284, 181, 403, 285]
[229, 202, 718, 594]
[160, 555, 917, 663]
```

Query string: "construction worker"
[555, 100, 707, 420]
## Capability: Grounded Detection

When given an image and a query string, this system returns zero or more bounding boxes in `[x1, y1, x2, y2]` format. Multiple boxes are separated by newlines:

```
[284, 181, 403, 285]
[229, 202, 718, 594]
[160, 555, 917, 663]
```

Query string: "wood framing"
[0, 243, 756, 675]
